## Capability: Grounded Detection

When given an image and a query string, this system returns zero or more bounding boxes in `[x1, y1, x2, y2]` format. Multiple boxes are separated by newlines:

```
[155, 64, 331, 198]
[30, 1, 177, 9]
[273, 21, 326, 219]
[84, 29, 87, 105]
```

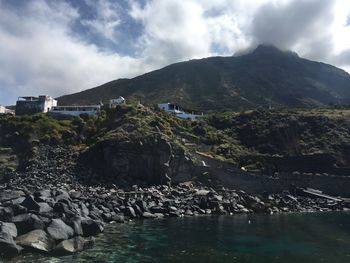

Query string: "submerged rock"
[53, 236, 95, 255]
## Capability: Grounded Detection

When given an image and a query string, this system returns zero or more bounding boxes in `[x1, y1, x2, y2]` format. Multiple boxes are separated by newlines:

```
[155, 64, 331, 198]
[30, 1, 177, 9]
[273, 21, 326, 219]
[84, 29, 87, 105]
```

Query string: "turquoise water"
[10, 212, 350, 263]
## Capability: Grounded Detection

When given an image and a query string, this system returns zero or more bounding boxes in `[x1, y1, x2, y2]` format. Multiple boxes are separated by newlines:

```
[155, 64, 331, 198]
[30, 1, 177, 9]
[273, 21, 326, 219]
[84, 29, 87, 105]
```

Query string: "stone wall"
[15, 100, 45, 115]
[195, 162, 350, 197]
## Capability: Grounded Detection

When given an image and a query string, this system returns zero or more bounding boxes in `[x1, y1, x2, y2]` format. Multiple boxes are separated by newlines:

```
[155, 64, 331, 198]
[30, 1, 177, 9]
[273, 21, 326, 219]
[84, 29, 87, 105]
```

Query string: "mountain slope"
[58, 45, 350, 111]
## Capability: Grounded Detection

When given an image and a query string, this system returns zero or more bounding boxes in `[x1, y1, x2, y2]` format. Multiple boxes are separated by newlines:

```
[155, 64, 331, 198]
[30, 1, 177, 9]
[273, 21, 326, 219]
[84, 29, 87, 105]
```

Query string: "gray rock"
[0, 231, 22, 258]
[21, 195, 40, 212]
[195, 190, 210, 196]
[64, 217, 83, 236]
[13, 213, 45, 235]
[125, 206, 137, 218]
[79, 203, 90, 217]
[168, 211, 181, 217]
[150, 206, 168, 214]
[153, 213, 165, 219]
[142, 212, 156, 219]
[47, 219, 74, 241]
[36, 190, 52, 198]
[0, 207, 13, 222]
[111, 214, 125, 223]
[69, 191, 82, 199]
[81, 219, 104, 237]
[53, 236, 94, 255]
[16, 229, 54, 252]
[11, 197, 26, 205]
[38, 202, 53, 214]
[0, 222, 17, 238]
[0, 190, 24, 202]
[10, 204, 27, 216]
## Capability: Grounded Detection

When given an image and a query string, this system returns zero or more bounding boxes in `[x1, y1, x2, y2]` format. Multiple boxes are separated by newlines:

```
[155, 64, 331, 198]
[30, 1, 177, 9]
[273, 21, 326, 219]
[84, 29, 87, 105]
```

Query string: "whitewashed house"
[49, 105, 101, 117]
[158, 103, 202, 120]
[109, 96, 126, 108]
[15, 95, 57, 115]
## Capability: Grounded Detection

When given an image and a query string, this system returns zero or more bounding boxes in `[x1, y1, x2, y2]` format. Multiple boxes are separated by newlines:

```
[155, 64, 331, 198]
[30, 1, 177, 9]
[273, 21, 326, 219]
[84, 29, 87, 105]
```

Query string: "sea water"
[9, 212, 350, 263]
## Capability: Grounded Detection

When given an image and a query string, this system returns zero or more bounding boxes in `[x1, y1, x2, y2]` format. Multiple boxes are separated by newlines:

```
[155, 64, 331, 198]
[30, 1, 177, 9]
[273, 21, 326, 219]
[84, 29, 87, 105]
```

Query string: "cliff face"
[82, 135, 194, 185]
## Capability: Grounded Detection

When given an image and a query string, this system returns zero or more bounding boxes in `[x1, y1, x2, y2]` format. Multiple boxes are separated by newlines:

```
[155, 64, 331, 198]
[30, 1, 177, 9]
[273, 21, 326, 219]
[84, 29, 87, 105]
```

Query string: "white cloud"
[0, 0, 350, 105]
[131, 0, 211, 67]
[81, 0, 122, 42]
[0, 0, 144, 105]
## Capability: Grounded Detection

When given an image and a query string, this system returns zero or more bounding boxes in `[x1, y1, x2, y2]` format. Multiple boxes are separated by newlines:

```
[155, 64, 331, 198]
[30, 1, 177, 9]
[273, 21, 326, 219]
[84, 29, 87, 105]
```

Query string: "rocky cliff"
[1, 105, 350, 187]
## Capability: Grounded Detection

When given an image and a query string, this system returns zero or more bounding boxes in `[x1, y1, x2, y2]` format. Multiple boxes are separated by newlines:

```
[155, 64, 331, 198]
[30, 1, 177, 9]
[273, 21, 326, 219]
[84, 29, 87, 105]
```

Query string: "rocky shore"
[1, 145, 349, 260]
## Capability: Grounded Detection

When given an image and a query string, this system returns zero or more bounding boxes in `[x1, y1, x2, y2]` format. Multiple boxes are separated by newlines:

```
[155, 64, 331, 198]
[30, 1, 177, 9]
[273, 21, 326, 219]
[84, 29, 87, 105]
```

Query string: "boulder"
[47, 219, 74, 241]
[64, 217, 83, 236]
[0, 231, 22, 258]
[195, 190, 210, 196]
[81, 219, 104, 237]
[0, 222, 17, 238]
[69, 191, 82, 199]
[150, 206, 168, 214]
[79, 203, 89, 217]
[0, 206, 13, 222]
[111, 214, 125, 223]
[35, 190, 52, 198]
[12, 213, 45, 235]
[0, 190, 24, 202]
[21, 195, 40, 212]
[142, 212, 156, 219]
[124, 206, 137, 218]
[38, 202, 53, 214]
[53, 236, 94, 255]
[16, 229, 54, 252]
[10, 204, 27, 216]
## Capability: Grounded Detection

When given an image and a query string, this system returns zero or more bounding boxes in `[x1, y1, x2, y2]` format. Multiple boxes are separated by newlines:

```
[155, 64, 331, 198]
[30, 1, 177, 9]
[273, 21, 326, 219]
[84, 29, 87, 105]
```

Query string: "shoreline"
[1, 183, 349, 260]
[1, 145, 349, 260]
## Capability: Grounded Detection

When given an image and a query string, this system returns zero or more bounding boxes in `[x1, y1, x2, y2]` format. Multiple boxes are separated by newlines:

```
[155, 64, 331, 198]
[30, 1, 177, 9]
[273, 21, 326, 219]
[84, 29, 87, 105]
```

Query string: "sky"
[0, 0, 350, 105]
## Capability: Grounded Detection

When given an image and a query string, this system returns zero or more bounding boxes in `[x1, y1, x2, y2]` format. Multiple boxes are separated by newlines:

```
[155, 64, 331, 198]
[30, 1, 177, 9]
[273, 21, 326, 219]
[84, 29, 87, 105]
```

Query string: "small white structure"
[109, 96, 126, 108]
[158, 103, 202, 120]
[49, 105, 101, 117]
[0, 105, 6, 114]
[16, 95, 57, 115]
[0, 106, 15, 115]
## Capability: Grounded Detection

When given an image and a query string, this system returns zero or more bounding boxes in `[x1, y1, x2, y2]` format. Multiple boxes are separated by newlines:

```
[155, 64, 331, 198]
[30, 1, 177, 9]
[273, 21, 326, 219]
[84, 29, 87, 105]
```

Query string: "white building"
[15, 95, 57, 115]
[158, 103, 202, 120]
[109, 96, 126, 108]
[0, 105, 15, 115]
[49, 105, 101, 117]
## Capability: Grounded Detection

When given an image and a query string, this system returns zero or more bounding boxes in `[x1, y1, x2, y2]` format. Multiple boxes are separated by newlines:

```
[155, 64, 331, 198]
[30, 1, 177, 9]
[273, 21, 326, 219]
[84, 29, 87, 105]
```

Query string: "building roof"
[18, 96, 39, 101]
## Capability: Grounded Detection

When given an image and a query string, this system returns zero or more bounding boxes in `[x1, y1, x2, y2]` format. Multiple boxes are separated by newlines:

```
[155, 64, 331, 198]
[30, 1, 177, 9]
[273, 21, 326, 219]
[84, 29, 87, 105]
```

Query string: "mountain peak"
[254, 44, 281, 53]
[59, 46, 350, 110]
[252, 44, 299, 57]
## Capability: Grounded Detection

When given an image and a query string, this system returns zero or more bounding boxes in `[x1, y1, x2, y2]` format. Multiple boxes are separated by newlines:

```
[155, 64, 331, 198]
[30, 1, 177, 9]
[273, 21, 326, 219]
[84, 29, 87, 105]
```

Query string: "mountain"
[58, 45, 350, 111]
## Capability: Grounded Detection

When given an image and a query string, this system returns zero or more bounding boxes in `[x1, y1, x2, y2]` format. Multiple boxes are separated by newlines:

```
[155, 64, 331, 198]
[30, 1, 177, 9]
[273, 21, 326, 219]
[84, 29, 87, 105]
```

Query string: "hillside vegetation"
[0, 105, 349, 182]
[59, 45, 350, 111]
